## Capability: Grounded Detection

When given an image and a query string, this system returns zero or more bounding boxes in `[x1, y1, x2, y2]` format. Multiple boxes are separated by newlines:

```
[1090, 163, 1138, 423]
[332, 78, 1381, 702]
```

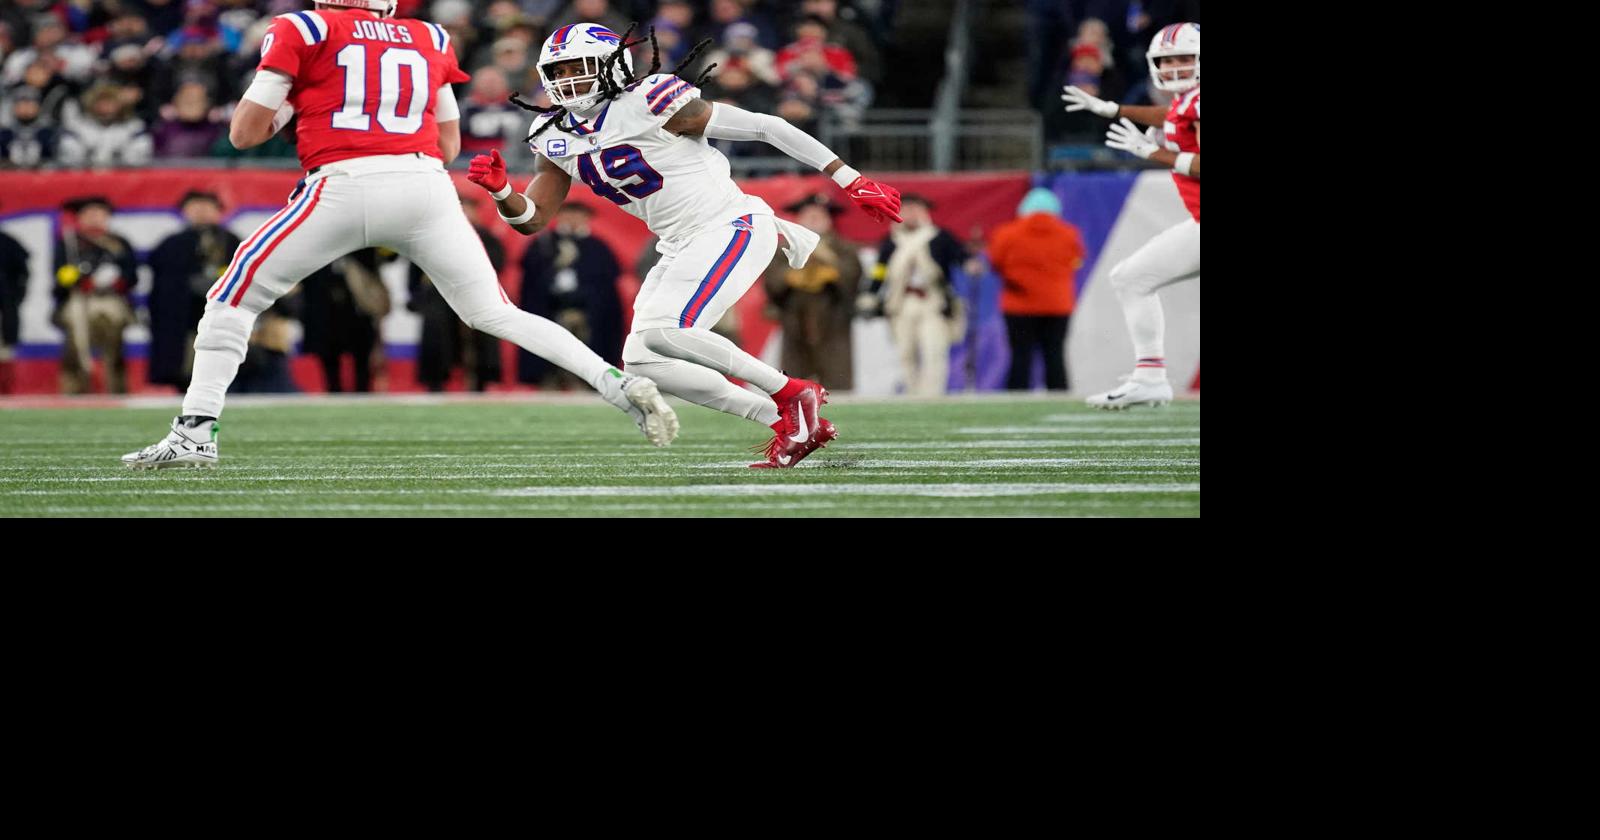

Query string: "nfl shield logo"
[547, 139, 568, 157]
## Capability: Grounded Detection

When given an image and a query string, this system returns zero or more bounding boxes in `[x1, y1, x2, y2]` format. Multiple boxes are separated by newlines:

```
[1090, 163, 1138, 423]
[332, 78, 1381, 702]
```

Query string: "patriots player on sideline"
[466, 23, 903, 468]
[1062, 22, 1200, 410]
[121, 0, 678, 469]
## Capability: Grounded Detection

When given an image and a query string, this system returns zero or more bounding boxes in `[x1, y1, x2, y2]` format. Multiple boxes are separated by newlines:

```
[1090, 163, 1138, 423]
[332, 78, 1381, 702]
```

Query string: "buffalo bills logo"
[547, 139, 568, 157]
[731, 218, 754, 232]
[588, 26, 620, 44]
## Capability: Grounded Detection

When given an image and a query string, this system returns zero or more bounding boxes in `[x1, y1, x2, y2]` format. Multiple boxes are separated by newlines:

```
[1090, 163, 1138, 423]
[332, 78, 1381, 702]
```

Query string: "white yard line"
[493, 483, 1198, 498]
[688, 457, 1199, 469]
[957, 426, 1195, 434]
[13, 499, 1201, 515]
[844, 439, 1201, 449]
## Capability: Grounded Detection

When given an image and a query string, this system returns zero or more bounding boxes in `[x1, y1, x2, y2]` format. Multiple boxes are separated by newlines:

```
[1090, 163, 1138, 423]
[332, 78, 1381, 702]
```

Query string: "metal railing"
[816, 108, 1041, 172]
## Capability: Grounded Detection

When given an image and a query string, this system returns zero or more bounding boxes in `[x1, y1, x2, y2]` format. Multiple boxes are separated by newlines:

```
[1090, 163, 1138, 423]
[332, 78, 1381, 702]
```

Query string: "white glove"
[271, 103, 296, 135]
[1061, 85, 1119, 118]
[1105, 117, 1159, 159]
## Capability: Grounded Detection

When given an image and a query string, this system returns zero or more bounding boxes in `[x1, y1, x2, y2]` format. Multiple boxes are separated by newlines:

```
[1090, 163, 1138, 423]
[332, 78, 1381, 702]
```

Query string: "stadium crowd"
[0, 0, 894, 168]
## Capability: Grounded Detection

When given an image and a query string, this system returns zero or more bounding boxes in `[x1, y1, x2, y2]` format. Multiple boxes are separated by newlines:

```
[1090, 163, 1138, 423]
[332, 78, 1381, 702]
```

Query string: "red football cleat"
[749, 418, 839, 468]
[770, 376, 828, 443]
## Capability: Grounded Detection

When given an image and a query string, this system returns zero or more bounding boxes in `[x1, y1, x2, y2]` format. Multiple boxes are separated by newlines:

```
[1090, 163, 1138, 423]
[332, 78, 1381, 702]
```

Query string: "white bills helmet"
[538, 23, 628, 111]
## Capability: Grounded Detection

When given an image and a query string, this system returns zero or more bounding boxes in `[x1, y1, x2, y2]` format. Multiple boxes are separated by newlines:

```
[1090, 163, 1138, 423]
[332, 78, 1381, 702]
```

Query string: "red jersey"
[258, 8, 469, 171]
[1162, 86, 1200, 222]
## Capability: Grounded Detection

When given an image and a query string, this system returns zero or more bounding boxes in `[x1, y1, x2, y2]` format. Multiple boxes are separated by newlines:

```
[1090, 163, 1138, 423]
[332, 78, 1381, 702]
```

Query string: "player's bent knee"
[622, 331, 651, 365]
[1109, 259, 1135, 289]
[624, 356, 665, 378]
[635, 327, 680, 357]
[1109, 260, 1158, 296]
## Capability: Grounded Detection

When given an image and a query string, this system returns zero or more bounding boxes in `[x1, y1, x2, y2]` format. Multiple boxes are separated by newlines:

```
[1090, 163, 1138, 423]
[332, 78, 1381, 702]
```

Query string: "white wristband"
[498, 197, 535, 225]
[1174, 152, 1195, 176]
[489, 182, 513, 201]
[831, 165, 861, 189]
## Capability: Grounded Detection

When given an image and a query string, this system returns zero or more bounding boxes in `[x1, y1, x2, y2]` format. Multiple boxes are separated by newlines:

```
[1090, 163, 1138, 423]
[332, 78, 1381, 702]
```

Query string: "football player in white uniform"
[466, 23, 903, 467]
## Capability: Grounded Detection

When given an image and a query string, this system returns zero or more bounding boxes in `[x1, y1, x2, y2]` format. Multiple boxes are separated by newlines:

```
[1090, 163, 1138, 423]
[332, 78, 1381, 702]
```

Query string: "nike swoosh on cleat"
[777, 454, 792, 466]
[789, 403, 810, 443]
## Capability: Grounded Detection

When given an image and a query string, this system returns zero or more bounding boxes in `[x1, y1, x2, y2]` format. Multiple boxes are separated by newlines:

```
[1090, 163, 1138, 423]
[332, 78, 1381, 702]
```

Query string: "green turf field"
[0, 395, 1199, 517]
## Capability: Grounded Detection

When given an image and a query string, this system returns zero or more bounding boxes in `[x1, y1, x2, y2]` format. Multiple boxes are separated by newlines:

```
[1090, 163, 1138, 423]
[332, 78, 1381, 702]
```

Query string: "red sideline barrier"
[1, 168, 1030, 395]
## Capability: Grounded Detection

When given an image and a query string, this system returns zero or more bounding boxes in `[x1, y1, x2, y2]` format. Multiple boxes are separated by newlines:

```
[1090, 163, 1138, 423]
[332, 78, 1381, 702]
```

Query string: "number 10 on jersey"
[332, 45, 430, 134]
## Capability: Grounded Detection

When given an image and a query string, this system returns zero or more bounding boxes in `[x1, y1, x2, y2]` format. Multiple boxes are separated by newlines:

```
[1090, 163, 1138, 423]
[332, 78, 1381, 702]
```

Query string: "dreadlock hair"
[508, 92, 576, 144]
[510, 22, 722, 145]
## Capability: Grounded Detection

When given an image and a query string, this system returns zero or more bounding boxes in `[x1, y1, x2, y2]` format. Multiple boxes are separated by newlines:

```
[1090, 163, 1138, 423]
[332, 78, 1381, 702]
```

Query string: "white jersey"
[528, 74, 770, 251]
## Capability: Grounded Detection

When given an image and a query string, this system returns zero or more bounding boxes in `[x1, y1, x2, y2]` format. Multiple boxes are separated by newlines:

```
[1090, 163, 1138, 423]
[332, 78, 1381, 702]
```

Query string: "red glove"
[842, 175, 902, 224]
[468, 148, 510, 196]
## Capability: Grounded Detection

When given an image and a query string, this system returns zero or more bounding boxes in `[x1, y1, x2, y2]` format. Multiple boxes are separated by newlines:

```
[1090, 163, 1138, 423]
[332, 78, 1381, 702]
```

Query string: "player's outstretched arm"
[668, 99, 903, 223]
[1061, 85, 1166, 127]
[468, 150, 572, 236]
[232, 68, 296, 149]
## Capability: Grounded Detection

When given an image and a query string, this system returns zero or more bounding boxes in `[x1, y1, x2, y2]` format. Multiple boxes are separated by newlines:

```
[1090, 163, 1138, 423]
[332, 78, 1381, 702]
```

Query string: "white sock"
[174, 416, 216, 442]
[1116, 288, 1166, 373]
[182, 305, 256, 418]
[627, 353, 781, 425]
[473, 306, 611, 392]
[1132, 357, 1167, 383]
[635, 327, 788, 393]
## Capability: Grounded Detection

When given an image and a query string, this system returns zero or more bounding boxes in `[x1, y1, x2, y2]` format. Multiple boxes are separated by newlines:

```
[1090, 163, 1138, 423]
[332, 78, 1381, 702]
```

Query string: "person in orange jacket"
[987, 187, 1084, 391]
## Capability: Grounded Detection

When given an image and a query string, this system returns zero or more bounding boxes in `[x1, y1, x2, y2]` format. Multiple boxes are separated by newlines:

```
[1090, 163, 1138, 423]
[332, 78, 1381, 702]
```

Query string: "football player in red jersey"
[1062, 22, 1200, 409]
[122, 0, 678, 469]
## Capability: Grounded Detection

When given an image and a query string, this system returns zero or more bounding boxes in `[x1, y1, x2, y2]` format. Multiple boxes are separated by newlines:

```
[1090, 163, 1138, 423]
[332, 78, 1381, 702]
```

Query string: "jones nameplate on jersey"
[351, 19, 414, 44]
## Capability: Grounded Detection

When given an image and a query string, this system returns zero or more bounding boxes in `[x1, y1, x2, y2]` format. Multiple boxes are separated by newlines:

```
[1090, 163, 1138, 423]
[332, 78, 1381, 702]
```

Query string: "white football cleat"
[1086, 375, 1174, 410]
[620, 374, 680, 447]
[121, 417, 219, 469]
